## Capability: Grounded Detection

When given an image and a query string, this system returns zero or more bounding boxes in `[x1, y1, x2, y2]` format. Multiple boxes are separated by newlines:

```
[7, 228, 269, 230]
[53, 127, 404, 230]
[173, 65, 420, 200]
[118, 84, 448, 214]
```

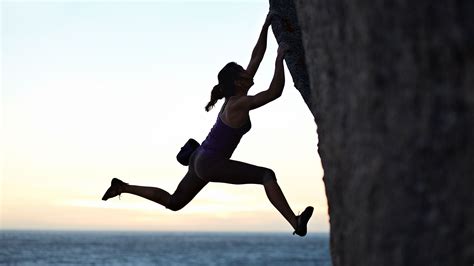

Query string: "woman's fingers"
[264, 10, 279, 27]
[277, 41, 290, 55]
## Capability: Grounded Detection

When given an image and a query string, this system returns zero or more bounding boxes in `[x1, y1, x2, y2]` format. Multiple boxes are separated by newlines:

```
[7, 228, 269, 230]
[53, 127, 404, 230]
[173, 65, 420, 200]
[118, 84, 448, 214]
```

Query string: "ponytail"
[205, 62, 242, 112]
[205, 84, 224, 112]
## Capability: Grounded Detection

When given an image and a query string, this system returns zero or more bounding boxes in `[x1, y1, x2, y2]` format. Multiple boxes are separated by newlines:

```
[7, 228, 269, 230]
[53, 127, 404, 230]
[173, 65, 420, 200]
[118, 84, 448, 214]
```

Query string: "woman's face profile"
[236, 70, 254, 90]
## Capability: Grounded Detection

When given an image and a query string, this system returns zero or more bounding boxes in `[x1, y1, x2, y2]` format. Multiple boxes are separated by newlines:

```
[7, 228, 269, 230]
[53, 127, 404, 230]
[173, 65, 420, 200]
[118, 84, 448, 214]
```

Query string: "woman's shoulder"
[227, 95, 252, 109]
[222, 96, 250, 126]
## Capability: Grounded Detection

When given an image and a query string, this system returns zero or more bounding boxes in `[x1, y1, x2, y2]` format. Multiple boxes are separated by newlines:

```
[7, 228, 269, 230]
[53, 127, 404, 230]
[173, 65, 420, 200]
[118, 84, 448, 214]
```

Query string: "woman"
[102, 13, 314, 236]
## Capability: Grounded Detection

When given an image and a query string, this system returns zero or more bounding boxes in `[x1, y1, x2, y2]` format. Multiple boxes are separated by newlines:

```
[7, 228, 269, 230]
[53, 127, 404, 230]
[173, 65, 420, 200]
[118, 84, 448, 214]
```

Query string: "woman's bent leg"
[195, 156, 297, 229]
[264, 179, 298, 229]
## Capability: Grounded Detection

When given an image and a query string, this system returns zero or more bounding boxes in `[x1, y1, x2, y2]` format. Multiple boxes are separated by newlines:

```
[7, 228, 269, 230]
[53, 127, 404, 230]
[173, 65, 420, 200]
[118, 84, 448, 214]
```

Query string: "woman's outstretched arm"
[246, 12, 273, 78]
[236, 43, 288, 111]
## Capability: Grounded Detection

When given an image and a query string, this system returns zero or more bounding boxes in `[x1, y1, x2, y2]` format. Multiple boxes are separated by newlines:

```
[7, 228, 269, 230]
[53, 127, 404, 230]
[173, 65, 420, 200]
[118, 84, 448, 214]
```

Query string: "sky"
[1, 1, 328, 233]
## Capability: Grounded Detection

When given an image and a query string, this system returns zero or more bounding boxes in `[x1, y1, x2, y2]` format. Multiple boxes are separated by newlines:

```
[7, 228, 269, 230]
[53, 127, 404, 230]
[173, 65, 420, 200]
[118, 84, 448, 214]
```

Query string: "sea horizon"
[0, 228, 330, 234]
[1, 230, 332, 265]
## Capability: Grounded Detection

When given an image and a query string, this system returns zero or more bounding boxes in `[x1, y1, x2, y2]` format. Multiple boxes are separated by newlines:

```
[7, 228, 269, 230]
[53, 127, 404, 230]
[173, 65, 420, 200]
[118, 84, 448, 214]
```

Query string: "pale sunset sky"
[1, 0, 328, 233]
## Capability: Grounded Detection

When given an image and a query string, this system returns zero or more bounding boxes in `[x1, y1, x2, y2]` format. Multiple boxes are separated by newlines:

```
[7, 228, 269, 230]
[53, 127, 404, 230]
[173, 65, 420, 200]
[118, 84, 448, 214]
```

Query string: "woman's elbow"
[269, 90, 282, 101]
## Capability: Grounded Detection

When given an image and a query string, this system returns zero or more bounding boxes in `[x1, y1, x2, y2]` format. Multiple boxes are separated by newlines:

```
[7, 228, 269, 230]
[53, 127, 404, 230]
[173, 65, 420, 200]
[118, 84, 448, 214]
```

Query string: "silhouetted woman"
[102, 13, 314, 236]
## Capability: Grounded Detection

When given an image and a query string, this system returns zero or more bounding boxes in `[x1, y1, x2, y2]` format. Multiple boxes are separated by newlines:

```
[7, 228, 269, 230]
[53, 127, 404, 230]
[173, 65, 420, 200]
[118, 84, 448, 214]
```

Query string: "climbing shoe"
[293, 206, 314, 237]
[102, 178, 128, 201]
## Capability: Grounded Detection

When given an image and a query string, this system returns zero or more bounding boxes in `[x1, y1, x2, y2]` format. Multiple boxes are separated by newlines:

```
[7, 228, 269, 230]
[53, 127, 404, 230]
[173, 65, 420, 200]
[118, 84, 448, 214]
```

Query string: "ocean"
[0, 231, 331, 266]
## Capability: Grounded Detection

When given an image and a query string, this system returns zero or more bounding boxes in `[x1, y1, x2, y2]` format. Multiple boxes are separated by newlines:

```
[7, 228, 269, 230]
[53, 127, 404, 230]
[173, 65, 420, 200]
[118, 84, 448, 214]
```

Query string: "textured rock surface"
[272, 1, 474, 265]
[268, 0, 313, 115]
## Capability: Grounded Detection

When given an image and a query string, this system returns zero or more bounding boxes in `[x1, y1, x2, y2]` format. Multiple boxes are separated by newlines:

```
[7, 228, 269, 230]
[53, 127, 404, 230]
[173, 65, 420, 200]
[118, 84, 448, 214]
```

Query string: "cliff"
[270, 0, 474, 265]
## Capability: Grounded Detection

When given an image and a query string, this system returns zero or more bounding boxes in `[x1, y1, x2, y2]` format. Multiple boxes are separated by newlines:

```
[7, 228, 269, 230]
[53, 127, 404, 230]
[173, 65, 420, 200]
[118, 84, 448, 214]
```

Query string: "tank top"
[200, 113, 251, 159]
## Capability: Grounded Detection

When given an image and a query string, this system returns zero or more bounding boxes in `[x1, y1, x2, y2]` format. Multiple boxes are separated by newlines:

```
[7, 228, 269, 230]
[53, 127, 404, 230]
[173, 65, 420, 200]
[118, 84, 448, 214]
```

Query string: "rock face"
[268, 0, 312, 114]
[271, 1, 474, 265]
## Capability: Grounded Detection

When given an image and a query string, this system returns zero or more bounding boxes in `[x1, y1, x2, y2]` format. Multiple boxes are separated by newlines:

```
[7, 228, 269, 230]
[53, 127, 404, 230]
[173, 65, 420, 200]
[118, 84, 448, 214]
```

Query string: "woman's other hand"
[264, 11, 275, 28]
[277, 42, 290, 59]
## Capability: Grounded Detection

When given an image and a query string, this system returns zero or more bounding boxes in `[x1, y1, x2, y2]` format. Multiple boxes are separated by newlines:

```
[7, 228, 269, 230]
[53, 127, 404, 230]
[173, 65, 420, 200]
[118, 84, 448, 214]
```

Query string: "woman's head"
[205, 62, 251, 112]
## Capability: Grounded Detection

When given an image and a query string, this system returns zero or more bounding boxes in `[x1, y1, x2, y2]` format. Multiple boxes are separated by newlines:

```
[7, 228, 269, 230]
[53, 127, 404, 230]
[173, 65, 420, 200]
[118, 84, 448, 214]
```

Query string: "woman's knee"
[166, 196, 185, 211]
[262, 168, 277, 184]
[166, 172, 207, 211]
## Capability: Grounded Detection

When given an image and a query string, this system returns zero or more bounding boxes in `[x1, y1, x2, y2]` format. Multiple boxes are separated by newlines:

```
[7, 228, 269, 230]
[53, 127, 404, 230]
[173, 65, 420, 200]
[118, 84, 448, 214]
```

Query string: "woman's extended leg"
[122, 184, 171, 206]
[102, 170, 207, 211]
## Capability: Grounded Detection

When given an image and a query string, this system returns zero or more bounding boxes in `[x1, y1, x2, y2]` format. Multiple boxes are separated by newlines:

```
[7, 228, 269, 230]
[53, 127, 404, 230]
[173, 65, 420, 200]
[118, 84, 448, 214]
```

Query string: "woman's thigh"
[194, 150, 275, 185]
[167, 169, 208, 211]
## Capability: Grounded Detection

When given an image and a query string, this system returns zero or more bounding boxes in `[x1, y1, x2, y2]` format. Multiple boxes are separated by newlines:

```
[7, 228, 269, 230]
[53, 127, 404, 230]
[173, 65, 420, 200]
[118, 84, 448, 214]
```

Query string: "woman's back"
[200, 100, 251, 159]
[218, 96, 251, 128]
